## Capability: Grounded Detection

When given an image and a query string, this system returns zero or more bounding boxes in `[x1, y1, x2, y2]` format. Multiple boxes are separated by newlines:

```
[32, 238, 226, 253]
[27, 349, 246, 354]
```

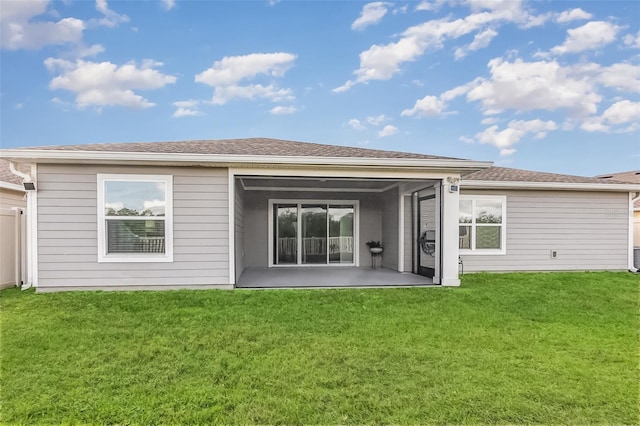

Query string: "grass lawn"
[1, 272, 638, 424]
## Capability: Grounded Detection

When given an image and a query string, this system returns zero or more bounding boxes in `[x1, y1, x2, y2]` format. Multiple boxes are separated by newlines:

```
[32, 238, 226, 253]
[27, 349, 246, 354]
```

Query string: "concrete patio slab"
[237, 267, 434, 289]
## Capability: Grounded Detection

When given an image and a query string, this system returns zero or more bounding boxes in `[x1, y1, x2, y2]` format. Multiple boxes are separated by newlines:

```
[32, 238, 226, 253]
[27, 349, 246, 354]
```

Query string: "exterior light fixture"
[23, 182, 36, 191]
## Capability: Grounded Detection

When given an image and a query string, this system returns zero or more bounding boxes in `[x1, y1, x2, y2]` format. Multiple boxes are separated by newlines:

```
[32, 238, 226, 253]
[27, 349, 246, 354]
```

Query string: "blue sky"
[1, 0, 639, 176]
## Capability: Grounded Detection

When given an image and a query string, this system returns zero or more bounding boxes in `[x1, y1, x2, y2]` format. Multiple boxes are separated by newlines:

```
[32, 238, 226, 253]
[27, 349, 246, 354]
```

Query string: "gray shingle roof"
[595, 170, 640, 209]
[30, 138, 462, 160]
[595, 170, 640, 184]
[464, 166, 628, 185]
[0, 159, 22, 186]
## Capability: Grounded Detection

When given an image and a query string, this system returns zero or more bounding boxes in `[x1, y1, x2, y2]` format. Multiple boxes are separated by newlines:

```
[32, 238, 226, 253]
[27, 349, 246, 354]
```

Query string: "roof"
[595, 170, 640, 209]
[464, 166, 627, 185]
[0, 159, 23, 187]
[27, 138, 461, 160]
[595, 170, 640, 184]
[462, 166, 640, 194]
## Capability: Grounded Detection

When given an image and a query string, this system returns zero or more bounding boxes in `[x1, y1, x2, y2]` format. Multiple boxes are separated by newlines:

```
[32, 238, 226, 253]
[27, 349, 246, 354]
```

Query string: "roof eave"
[0, 149, 493, 172]
[461, 179, 640, 192]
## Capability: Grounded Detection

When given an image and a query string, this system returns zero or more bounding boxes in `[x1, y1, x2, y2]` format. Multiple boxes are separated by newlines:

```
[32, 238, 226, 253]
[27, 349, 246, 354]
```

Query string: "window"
[459, 196, 506, 254]
[97, 174, 173, 262]
[271, 200, 357, 266]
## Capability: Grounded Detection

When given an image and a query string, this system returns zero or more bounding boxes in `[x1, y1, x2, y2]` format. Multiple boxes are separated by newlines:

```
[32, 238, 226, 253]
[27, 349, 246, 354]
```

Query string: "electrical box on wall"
[449, 184, 459, 193]
[551, 250, 558, 259]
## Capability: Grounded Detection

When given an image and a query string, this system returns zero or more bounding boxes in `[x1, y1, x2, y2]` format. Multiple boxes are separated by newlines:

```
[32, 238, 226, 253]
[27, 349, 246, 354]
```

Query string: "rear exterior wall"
[460, 189, 630, 272]
[36, 164, 231, 291]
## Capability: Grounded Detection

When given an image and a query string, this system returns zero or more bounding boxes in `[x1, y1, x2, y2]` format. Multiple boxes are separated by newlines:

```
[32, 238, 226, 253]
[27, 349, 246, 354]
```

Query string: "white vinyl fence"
[0, 207, 25, 288]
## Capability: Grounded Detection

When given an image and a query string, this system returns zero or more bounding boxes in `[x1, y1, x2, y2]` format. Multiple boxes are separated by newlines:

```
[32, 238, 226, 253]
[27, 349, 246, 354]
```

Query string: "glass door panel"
[301, 204, 327, 264]
[275, 204, 297, 264]
[417, 195, 437, 277]
[329, 205, 354, 263]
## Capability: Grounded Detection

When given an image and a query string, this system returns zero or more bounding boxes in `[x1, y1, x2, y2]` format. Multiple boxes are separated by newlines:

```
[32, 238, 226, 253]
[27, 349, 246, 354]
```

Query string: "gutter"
[461, 179, 640, 192]
[0, 149, 493, 172]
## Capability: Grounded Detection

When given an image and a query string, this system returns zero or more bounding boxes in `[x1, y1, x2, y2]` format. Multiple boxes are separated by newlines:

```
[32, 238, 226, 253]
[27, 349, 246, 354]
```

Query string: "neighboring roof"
[25, 138, 461, 160]
[462, 166, 640, 192]
[464, 166, 626, 185]
[595, 170, 640, 184]
[0, 159, 24, 188]
[595, 170, 640, 209]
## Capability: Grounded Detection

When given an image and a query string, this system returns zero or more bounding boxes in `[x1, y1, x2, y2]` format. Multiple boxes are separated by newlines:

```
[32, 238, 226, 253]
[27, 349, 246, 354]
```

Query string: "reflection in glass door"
[417, 194, 437, 277]
[302, 204, 327, 264]
[275, 204, 297, 264]
[329, 205, 354, 263]
[272, 202, 356, 266]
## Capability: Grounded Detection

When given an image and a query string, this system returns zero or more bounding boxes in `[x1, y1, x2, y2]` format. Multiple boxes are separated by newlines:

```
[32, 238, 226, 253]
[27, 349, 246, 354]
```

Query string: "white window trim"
[268, 199, 360, 268]
[459, 194, 506, 256]
[97, 174, 173, 263]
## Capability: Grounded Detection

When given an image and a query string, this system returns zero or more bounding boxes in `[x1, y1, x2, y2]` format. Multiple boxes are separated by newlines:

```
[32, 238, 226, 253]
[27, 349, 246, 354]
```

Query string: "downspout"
[630, 192, 640, 273]
[9, 161, 32, 183]
[8, 162, 34, 289]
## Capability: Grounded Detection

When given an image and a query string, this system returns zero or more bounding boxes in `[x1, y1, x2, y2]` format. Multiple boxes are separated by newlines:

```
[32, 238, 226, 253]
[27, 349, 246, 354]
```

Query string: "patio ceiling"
[238, 176, 437, 192]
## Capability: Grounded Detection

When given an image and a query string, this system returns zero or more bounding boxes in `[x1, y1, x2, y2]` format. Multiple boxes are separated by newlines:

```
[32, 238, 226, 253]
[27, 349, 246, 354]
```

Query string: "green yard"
[1, 272, 638, 424]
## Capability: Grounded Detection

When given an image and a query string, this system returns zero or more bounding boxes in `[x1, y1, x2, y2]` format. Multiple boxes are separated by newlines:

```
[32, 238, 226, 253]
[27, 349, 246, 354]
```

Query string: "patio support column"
[440, 176, 460, 286]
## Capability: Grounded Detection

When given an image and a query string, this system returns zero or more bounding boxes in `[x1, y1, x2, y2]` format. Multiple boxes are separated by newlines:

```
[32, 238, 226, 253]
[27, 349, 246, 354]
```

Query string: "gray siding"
[37, 164, 231, 290]
[243, 191, 382, 268]
[460, 189, 630, 272]
[234, 181, 245, 282]
[381, 187, 398, 270]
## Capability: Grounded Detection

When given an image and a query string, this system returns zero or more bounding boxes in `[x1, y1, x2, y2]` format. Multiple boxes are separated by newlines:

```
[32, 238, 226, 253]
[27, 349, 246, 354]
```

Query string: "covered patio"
[236, 267, 434, 289]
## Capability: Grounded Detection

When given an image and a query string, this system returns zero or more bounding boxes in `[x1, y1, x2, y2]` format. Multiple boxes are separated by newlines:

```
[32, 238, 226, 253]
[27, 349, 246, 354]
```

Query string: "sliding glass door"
[275, 204, 297, 264]
[329, 205, 354, 264]
[272, 201, 355, 266]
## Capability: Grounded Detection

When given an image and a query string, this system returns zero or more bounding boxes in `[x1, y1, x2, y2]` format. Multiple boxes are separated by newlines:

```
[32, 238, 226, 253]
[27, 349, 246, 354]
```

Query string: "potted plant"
[366, 240, 383, 254]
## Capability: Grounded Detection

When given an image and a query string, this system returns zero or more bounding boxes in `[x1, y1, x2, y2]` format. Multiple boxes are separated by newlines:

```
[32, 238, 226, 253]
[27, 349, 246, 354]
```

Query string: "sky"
[1, 0, 639, 177]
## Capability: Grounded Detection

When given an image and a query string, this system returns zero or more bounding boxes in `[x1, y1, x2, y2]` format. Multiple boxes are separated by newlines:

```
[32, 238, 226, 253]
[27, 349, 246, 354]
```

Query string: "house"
[596, 170, 640, 266]
[0, 138, 638, 292]
[0, 159, 27, 289]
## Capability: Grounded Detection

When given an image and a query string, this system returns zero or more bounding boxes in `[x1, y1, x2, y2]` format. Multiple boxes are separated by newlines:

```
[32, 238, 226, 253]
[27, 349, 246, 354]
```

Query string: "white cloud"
[352, 2, 390, 31]
[196, 52, 295, 86]
[0, 0, 86, 50]
[211, 84, 293, 105]
[92, 0, 129, 28]
[401, 95, 447, 117]
[143, 199, 165, 215]
[481, 117, 498, 125]
[466, 58, 602, 116]
[172, 100, 203, 117]
[366, 114, 389, 126]
[105, 201, 124, 211]
[347, 119, 366, 130]
[475, 119, 557, 156]
[270, 105, 297, 115]
[624, 31, 640, 48]
[334, 1, 543, 92]
[378, 124, 398, 137]
[602, 100, 640, 125]
[549, 21, 620, 55]
[597, 63, 640, 93]
[195, 52, 296, 105]
[580, 117, 609, 133]
[584, 100, 640, 132]
[161, 0, 176, 11]
[454, 28, 498, 60]
[45, 58, 176, 109]
[556, 8, 592, 23]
